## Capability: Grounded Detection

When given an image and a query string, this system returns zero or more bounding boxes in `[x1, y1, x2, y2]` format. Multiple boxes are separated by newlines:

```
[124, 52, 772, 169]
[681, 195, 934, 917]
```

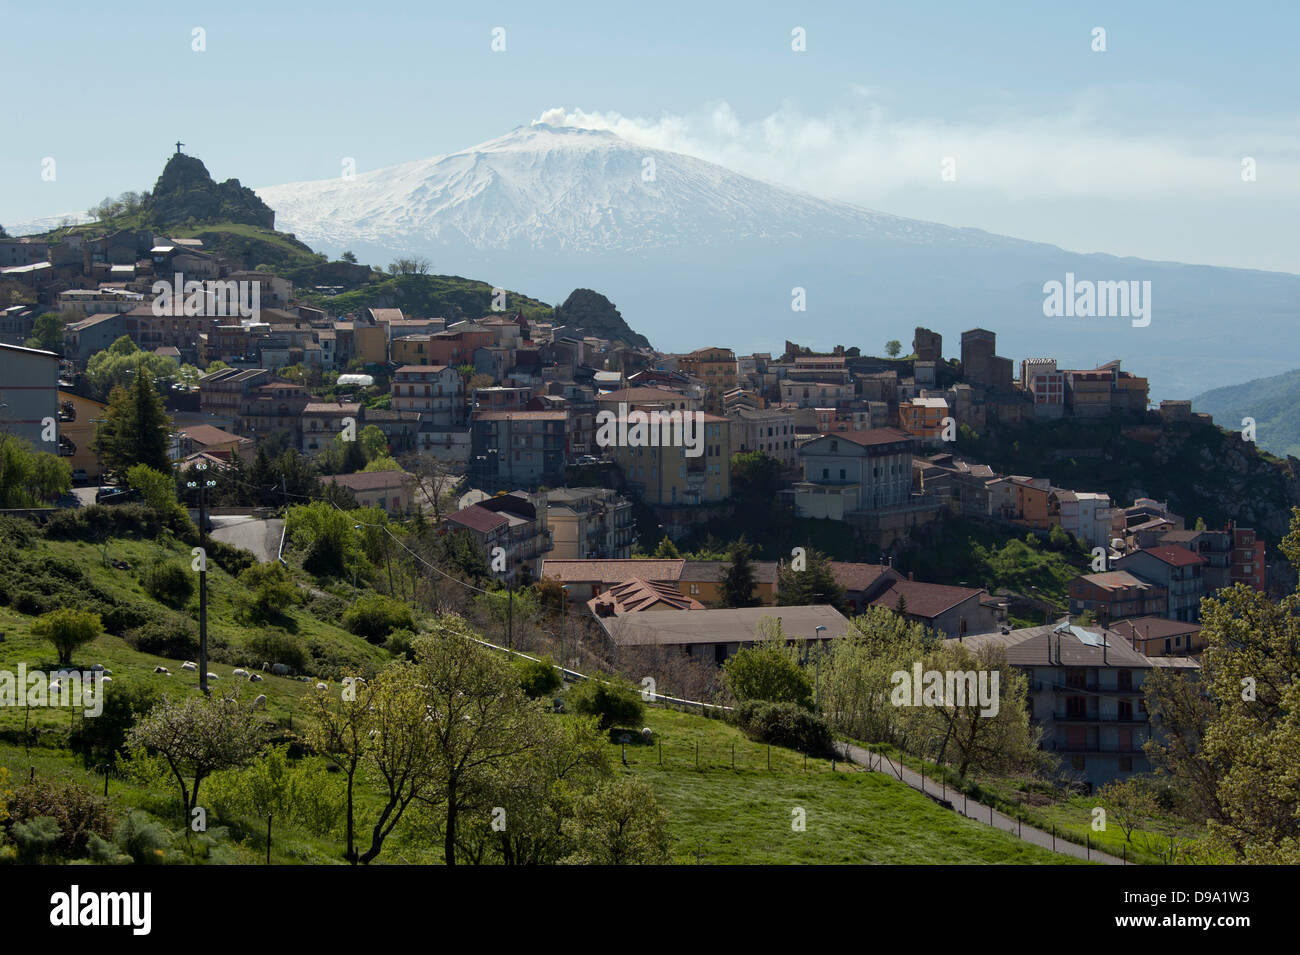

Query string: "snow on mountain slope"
[257, 123, 1007, 254]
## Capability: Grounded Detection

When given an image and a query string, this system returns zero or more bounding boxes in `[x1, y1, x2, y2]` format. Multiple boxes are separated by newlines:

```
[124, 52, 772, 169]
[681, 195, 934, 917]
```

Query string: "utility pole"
[90, 418, 106, 500]
[507, 580, 514, 652]
[186, 461, 216, 695]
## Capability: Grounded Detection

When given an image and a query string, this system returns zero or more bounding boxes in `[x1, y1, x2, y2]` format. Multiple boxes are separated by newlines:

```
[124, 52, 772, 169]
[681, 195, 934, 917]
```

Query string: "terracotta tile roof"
[1137, 545, 1205, 567]
[445, 503, 510, 534]
[830, 561, 899, 592]
[588, 578, 704, 615]
[1075, 571, 1155, 591]
[869, 579, 985, 619]
[825, 427, 913, 447]
[957, 623, 1153, 669]
[597, 605, 850, 647]
[183, 424, 248, 447]
[322, 470, 413, 492]
[540, 558, 685, 584]
[1110, 616, 1202, 642]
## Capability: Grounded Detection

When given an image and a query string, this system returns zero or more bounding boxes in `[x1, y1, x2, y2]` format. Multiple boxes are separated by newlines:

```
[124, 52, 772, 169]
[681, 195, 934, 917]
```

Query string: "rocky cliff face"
[554, 288, 650, 350]
[146, 153, 275, 230]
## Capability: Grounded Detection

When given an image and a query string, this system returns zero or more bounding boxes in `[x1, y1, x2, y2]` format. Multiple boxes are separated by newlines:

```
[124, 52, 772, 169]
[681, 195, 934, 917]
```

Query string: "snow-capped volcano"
[257, 123, 1300, 400]
[258, 123, 979, 254]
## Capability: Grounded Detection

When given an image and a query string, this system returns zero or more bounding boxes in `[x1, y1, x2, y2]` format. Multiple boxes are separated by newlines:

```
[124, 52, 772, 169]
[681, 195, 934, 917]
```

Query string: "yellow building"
[678, 347, 737, 413]
[609, 414, 731, 506]
[56, 389, 108, 479]
[355, 325, 387, 365]
[678, 559, 779, 605]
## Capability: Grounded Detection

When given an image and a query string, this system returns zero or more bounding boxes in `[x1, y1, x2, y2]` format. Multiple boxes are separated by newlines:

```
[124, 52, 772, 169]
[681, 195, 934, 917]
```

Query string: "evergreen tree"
[718, 539, 760, 607]
[652, 535, 681, 559]
[99, 364, 171, 475]
[776, 548, 847, 611]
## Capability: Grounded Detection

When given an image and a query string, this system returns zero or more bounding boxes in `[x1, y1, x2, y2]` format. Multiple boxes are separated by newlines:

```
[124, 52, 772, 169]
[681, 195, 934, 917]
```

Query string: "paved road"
[839, 741, 1126, 865]
[208, 517, 284, 563]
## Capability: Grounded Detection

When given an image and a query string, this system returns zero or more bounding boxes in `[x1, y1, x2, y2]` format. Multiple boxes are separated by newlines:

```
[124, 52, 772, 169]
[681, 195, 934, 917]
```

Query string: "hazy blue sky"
[3, 0, 1297, 271]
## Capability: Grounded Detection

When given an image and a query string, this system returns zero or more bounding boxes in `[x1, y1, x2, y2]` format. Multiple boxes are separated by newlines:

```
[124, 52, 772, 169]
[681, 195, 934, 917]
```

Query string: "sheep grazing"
[181, 661, 198, 672]
[90, 663, 105, 672]
[233, 668, 249, 678]
[261, 662, 270, 671]
[206, 672, 219, 681]
[270, 663, 290, 676]
[315, 682, 328, 692]
[252, 694, 268, 709]
[641, 727, 654, 742]
[153, 666, 169, 675]
[248, 673, 263, 683]
[101, 676, 113, 684]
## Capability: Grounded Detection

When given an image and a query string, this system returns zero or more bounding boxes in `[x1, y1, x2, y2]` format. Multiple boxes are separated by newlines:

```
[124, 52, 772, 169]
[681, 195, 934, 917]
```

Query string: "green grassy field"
[612, 709, 1079, 864]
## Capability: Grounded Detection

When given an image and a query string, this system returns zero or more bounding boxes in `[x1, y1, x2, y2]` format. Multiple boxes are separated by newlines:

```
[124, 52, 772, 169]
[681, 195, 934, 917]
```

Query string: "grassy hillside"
[1194, 367, 1300, 459]
[617, 709, 1075, 864]
[0, 514, 1076, 864]
[296, 272, 556, 323]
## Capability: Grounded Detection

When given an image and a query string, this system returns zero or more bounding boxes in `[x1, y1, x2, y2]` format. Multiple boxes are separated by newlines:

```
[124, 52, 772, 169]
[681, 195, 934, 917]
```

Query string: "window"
[689, 584, 699, 595]
[1118, 756, 1133, 772]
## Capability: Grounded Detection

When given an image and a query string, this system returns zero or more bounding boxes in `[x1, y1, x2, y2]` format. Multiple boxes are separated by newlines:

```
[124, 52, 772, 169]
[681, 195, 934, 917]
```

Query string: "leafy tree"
[128, 690, 269, 815]
[24, 312, 65, 353]
[361, 455, 402, 473]
[86, 337, 178, 400]
[387, 257, 431, 275]
[341, 251, 358, 264]
[410, 627, 543, 865]
[99, 369, 172, 475]
[820, 607, 932, 745]
[0, 434, 70, 506]
[886, 340, 903, 357]
[1145, 508, 1300, 862]
[32, 608, 102, 666]
[1095, 776, 1159, 844]
[285, 501, 364, 578]
[721, 635, 813, 709]
[560, 778, 671, 865]
[730, 451, 782, 501]
[316, 432, 368, 475]
[125, 463, 182, 518]
[718, 538, 760, 607]
[358, 424, 389, 461]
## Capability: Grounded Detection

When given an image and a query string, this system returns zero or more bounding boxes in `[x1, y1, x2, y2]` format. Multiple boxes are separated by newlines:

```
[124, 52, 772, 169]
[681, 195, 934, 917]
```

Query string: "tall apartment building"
[543, 487, 635, 560]
[391, 364, 463, 424]
[958, 622, 1157, 787]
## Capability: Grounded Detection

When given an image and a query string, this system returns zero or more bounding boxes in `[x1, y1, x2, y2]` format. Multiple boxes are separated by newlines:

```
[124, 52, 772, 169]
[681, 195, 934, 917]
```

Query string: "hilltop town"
[2, 150, 1298, 869]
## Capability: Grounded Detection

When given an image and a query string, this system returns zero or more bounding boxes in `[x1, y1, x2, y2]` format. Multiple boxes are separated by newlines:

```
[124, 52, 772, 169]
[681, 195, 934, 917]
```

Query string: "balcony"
[1051, 711, 1147, 724]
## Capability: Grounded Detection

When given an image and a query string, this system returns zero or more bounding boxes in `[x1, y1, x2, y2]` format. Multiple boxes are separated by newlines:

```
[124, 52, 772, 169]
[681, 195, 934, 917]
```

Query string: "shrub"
[124, 615, 198, 658]
[68, 680, 163, 766]
[568, 674, 644, 730]
[8, 778, 114, 857]
[236, 563, 302, 622]
[11, 816, 62, 863]
[108, 811, 171, 864]
[305, 591, 347, 624]
[384, 627, 416, 660]
[31, 607, 102, 666]
[517, 655, 562, 698]
[101, 599, 159, 636]
[341, 593, 415, 644]
[246, 627, 309, 673]
[731, 700, 834, 756]
[142, 559, 195, 606]
[721, 640, 813, 709]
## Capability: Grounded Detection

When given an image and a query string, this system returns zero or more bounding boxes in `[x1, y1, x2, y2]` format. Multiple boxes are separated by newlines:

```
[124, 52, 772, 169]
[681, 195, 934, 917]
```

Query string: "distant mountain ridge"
[256, 123, 1300, 401]
[1194, 368, 1300, 459]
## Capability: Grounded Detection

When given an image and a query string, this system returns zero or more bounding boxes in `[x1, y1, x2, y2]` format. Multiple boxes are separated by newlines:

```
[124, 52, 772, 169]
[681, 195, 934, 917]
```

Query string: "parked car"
[70, 469, 89, 486]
